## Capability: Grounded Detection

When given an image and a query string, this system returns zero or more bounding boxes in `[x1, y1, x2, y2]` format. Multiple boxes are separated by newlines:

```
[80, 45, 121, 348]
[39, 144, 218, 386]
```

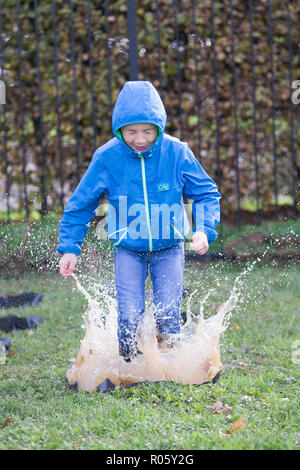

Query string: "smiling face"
[121, 123, 158, 153]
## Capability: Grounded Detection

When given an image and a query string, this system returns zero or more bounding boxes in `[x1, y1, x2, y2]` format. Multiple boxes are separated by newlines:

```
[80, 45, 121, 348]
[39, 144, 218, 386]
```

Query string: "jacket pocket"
[108, 227, 128, 248]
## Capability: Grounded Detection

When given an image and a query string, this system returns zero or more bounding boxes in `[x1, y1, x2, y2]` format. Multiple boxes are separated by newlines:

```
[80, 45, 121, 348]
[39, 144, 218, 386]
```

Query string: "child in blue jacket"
[58, 80, 221, 362]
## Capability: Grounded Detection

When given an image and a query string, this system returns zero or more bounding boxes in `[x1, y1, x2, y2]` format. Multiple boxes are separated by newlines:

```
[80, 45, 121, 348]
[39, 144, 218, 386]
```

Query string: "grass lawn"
[0, 257, 299, 450]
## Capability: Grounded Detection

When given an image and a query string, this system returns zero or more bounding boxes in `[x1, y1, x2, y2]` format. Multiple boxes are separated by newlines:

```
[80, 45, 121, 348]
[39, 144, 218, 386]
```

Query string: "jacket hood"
[112, 81, 167, 137]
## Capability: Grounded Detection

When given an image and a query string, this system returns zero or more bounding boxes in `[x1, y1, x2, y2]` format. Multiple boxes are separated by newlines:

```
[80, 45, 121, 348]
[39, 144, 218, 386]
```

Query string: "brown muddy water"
[66, 269, 251, 392]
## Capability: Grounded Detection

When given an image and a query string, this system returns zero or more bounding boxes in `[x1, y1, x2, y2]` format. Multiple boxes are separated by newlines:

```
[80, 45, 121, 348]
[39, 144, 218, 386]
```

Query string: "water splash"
[66, 266, 253, 392]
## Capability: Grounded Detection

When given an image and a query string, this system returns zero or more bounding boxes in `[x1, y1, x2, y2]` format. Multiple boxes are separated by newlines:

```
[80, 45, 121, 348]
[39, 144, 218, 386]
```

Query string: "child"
[58, 81, 221, 362]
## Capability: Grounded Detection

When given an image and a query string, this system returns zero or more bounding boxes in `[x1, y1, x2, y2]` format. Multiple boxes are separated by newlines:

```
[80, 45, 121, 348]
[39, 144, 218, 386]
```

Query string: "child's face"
[121, 123, 158, 153]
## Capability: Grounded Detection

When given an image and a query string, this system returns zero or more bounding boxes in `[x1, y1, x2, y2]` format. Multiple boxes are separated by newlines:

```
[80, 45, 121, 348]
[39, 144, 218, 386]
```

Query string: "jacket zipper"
[140, 155, 153, 252]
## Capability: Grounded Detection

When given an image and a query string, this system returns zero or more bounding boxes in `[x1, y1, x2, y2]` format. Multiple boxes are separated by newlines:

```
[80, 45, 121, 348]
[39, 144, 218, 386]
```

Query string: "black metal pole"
[173, 0, 184, 141]
[52, 0, 64, 212]
[229, 0, 241, 230]
[34, 0, 47, 216]
[211, 0, 223, 249]
[16, 0, 29, 220]
[192, 0, 202, 161]
[154, 0, 163, 98]
[127, 0, 138, 80]
[249, 0, 261, 226]
[87, 0, 97, 150]
[0, 0, 10, 222]
[286, 0, 297, 221]
[104, 0, 112, 114]
[267, 0, 279, 221]
[69, 0, 81, 184]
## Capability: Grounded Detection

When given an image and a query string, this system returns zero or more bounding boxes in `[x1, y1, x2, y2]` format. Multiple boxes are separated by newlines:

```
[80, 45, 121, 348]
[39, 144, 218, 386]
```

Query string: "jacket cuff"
[57, 244, 82, 256]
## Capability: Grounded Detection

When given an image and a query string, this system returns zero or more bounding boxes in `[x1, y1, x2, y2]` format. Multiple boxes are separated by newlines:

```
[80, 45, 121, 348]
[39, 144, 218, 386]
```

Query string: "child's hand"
[59, 253, 77, 277]
[189, 231, 209, 255]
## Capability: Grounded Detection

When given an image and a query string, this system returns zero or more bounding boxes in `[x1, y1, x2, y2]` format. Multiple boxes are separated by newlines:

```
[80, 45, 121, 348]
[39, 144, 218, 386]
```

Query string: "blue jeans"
[113, 241, 185, 360]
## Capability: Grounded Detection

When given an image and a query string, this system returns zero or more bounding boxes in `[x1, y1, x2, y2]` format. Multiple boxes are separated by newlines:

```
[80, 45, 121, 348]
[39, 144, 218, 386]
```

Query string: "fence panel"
[0, 0, 299, 226]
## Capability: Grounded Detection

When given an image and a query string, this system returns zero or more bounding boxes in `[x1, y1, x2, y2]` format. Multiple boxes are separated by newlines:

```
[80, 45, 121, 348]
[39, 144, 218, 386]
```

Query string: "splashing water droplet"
[66, 269, 250, 392]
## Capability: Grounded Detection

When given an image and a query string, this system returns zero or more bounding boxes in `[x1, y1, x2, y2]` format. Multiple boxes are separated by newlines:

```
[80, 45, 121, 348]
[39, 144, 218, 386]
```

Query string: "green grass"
[0, 217, 299, 276]
[219, 219, 300, 241]
[0, 260, 299, 450]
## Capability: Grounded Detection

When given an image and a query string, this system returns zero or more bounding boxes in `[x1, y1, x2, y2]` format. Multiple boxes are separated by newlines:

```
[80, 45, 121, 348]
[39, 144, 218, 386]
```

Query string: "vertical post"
[104, 0, 112, 113]
[286, 0, 297, 221]
[52, 0, 64, 212]
[0, 0, 10, 222]
[211, 0, 223, 251]
[17, 0, 29, 220]
[192, 0, 202, 161]
[87, 0, 97, 150]
[127, 0, 138, 80]
[154, 0, 163, 98]
[229, 0, 241, 230]
[173, 0, 183, 141]
[34, 0, 47, 216]
[249, 0, 261, 226]
[267, 0, 279, 221]
[69, 0, 81, 184]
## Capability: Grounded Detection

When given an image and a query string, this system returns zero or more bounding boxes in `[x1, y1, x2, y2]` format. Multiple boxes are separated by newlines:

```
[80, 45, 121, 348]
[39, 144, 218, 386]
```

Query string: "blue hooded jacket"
[57, 81, 221, 255]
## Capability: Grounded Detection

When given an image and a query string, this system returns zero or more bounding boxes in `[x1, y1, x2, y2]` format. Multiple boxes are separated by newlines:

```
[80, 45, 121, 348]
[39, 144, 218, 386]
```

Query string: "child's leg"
[113, 247, 148, 360]
[149, 242, 184, 345]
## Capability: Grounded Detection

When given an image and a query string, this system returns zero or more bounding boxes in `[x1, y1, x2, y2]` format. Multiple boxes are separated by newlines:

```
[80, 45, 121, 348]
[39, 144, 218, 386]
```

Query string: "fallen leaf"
[211, 401, 223, 413]
[211, 401, 232, 415]
[222, 405, 233, 415]
[230, 418, 246, 433]
[232, 325, 240, 330]
[223, 363, 236, 370]
[0, 417, 13, 428]
[7, 349, 16, 357]
[248, 369, 259, 375]
[72, 444, 82, 449]
[219, 429, 230, 437]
